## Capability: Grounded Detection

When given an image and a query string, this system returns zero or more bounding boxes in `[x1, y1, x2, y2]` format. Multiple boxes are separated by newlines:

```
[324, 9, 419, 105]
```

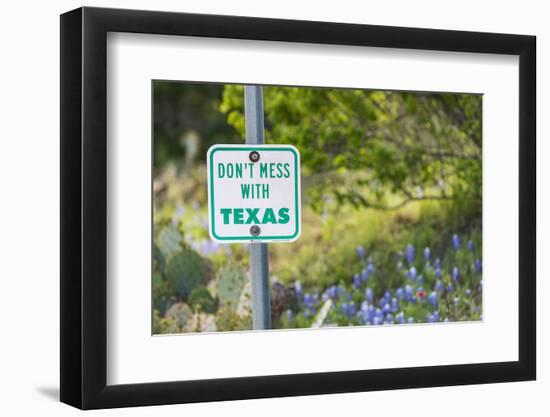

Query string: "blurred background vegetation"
[152, 81, 482, 334]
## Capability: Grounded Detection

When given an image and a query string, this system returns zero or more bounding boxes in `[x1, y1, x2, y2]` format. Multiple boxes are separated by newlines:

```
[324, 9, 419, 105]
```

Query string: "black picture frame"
[60, 6, 536, 410]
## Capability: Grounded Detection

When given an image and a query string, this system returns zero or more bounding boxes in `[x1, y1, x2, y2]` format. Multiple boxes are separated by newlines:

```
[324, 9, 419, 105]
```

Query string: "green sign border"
[208, 146, 300, 241]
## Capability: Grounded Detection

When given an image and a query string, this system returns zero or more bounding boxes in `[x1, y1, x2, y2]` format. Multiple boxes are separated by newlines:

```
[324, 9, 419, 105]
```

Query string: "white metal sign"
[207, 144, 301, 243]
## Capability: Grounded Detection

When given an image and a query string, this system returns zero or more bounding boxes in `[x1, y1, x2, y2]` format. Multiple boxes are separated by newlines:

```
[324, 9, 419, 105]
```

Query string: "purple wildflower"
[406, 244, 415, 264]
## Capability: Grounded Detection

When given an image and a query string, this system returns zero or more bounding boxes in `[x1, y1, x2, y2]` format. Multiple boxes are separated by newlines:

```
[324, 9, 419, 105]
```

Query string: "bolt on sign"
[207, 144, 301, 243]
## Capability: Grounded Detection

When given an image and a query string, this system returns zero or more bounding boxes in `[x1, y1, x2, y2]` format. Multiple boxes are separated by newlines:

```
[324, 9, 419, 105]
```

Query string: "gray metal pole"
[244, 85, 271, 330]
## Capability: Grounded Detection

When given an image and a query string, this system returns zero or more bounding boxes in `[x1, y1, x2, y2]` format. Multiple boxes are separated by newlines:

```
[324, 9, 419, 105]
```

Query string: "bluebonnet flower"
[396, 312, 405, 324]
[446, 283, 454, 293]
[435, 266, 442, 278]
[341, 302, 348, 315]
[368, 305, 376, 322]
[424, 247, 431, 261]
[434, 280, 443, 292]
[384, 290, 391, 301]
[353, 273, 360, 289]
[361, 268, 369, 282]
[373, 316, 383, 325]
[304, 293, 312, 307]
[396, 287, 404, 301]
[171, 205, 186, 225]
[407, 317, 415, 324]
[452, 233, 461, 250]
[434, 257, 441, 269]
[391, 297, 399, 313]
[361, 306, 369, 323]
[382, 303, 391, 314]
[356, 245, 366, 259]
[408, 266, 417, 280]
[348, 302, 357, 317]
[303, 309, 311, 318]
[322, 292, 329, 302]
[427, 313, 440, 323]
[428, 291, 438, 308]
[475, 259, 482, 272]
[294, 281, 302, 300]
[385, 314, 394, 324]
[406, 244, 415, 264]
[405, 285, 414, 301]
[417, 275, 424, 285]
[365, 287, 374, 303]
[452, 266, 460, 282]
[199, 217, 209, 230]
[367, 262, 375, 274]
[327, 285, 337, 299]
[197, 239, 221, 256]
[410, 296, 417, 304]
[467, 240, 475, 251]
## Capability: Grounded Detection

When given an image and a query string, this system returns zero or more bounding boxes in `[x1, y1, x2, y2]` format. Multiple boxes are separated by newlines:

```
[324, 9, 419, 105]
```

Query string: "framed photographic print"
[60, 6, 536, 409]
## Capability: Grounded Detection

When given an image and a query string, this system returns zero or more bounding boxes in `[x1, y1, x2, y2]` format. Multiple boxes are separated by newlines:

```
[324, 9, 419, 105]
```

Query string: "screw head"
[249, 225, 261, 236]
[249, 151, 260, 163]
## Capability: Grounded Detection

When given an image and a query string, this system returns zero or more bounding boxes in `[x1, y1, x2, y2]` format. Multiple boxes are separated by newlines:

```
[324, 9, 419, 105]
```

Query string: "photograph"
[58, 7, 536, 408]
[0, 1, 541, 414]
[152, 81, 483, 335]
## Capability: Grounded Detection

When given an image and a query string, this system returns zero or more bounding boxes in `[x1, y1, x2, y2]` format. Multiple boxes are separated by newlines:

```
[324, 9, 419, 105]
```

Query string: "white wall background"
[0, 0, 545, 415]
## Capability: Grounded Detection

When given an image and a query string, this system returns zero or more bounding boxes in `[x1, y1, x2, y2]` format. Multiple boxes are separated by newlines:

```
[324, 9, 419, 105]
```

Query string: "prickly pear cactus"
[188, 286, 217, 314]
[165, 248, 204, 301]
[152, 244, 165, 272]
[191, 312, 217, 333]
[165, 302, 193, 331]
[157, 224, 182, 260]
[216, 263, 247, 309]
[152, 272, 174, 316]
[236, 280, 252, 318]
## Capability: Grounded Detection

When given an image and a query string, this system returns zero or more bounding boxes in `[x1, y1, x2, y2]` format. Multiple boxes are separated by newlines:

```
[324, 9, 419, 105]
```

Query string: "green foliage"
[215, 306, 252, 332]
[189, 286, 218, 314]
[282, 310, 316, 329]
[221, 86, 482, 213]
[153, 82, 241, 169]
[165, 302, 194, 330]
[152, 309, 179, 334]
[151, 82, 483, 334]
[152, 272, 175, 316]
[157, 224, 182, 260]
[165, 248, 205, 301]
[215, 262, 247, 309]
